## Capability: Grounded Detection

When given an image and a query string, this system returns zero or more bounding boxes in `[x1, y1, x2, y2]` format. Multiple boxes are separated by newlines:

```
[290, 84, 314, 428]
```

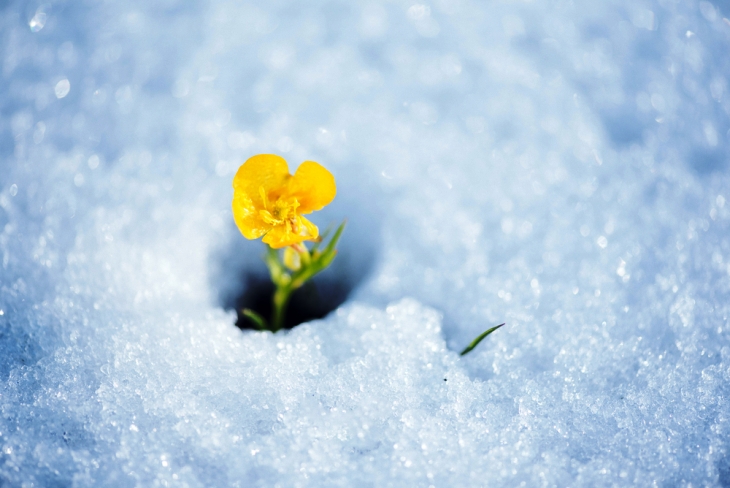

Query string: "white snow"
[2, 0, 730, 485]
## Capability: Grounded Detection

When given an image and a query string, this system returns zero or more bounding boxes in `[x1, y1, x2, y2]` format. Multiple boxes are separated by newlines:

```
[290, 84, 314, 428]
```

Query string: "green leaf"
[319, 249, 337, 269]
[459, 323, 505, 356]
[242, 308, 269, 331]
[322, 220, 346, 257]
[311, 223, 335, 254]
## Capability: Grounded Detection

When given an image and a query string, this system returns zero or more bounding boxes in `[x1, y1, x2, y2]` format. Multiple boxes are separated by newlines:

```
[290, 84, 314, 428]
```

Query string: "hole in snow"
[212, 169, 381, 330]
[224, 258, 353, 330]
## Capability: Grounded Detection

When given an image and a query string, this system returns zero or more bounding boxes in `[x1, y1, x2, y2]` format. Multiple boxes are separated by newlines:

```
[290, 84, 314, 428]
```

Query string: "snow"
[2, 0, 730, 485]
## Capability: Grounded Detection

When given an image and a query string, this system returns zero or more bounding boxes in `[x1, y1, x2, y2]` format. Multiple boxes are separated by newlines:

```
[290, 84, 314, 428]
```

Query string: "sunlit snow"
[2, 0, 730, 485]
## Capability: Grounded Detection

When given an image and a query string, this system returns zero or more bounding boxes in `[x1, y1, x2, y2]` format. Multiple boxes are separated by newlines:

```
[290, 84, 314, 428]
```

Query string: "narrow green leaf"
[290, 264, 319, 289]
[311, 223, 335, 254]
[288, 222, 343, 289]
[319, 249, 337, 269]
[321, 220, 346, 259]
[242, 308, 269, 331]
[459, 323, 505, 356]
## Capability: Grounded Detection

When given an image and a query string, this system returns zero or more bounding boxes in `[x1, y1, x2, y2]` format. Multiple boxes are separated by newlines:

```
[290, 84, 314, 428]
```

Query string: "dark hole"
[229, 263, 354, 330]
[217, 234, 375, 330]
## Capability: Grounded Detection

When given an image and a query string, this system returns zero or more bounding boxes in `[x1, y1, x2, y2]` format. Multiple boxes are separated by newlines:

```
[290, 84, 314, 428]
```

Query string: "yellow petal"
[287, 161, 336, 214]
[232, 191, 270, 239]
[262, 216, 319, 249]
[298, 215, 319, 240]
[262, 226, 300, 249]
[232, 154, 291, 210]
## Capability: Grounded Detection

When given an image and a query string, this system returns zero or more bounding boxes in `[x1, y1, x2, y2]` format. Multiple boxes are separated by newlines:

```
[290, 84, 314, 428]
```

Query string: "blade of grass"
[242, 308, 269, 331]
[311, 223, 335, 254]
[459, 323, 505, 356]
[321, 220, 346, 258]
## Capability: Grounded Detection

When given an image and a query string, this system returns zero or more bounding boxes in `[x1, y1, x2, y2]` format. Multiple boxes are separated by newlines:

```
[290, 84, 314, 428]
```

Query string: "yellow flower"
[232, 154, 336, 249]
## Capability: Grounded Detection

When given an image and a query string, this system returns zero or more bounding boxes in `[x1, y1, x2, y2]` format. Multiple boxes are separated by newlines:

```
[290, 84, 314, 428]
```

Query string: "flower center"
[260, 192, 300, 228]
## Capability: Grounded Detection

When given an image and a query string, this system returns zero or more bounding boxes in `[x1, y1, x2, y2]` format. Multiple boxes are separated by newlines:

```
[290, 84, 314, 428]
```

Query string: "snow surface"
[2, 0, 730, 485]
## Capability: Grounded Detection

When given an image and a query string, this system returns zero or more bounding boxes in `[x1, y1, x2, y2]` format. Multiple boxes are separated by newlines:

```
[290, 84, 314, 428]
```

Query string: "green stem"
[272, 284, 293, 332]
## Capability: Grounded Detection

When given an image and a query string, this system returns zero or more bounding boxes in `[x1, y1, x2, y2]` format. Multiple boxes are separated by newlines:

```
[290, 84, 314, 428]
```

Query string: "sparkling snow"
[2, 0, 730, 485]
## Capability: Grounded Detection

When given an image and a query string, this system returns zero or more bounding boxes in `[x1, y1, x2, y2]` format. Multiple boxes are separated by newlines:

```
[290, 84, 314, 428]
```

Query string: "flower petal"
[262, 226, 300, 249]
[288, 161, 336, 214]
[232, 190, 270, 239]
[233, 154, 291, 209]
[298, 215, 320, 241]
[262, 215, 319, 249]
